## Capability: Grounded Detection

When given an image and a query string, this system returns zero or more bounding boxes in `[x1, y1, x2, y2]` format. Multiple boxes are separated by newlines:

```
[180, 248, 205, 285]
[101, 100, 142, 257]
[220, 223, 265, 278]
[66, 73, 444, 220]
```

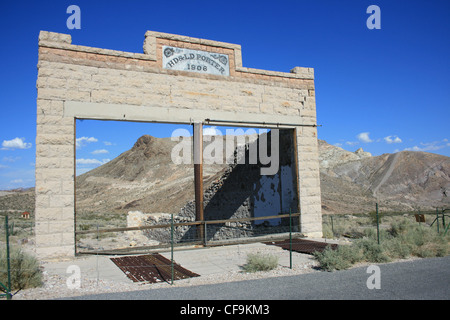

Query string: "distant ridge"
[1, 136, 448, 215]
[318, 140, 450, 213]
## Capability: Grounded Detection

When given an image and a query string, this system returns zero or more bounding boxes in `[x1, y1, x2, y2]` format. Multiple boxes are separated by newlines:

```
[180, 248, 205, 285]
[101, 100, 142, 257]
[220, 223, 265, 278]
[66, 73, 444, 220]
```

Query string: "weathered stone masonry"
[35, 30, 322, 259]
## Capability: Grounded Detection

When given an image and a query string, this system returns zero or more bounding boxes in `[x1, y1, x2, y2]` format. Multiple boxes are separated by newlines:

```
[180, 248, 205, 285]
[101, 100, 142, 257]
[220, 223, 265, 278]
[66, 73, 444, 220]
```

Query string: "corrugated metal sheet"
[264, 238, 338, 254]
[111, 253, 199, 283]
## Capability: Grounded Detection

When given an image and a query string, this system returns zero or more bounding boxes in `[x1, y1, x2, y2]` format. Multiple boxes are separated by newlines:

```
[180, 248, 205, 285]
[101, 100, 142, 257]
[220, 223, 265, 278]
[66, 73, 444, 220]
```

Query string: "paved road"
[65, 256, 449, 300]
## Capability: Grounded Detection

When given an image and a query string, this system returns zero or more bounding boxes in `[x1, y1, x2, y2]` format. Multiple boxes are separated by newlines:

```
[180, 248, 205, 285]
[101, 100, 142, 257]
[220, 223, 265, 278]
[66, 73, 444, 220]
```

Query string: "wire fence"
[0, 214, 41, 300]
[2, 206, 449, 297]
[0, 215, 12, 299]
[72, 212, 304, 288]
[322, 207, 450, 242]
[75, 212, 302, 254]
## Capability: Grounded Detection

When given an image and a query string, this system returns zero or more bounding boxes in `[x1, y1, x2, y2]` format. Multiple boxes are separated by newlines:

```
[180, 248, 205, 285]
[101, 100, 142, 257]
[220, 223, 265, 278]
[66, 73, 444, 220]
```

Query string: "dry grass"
[316, 216, 449, 271]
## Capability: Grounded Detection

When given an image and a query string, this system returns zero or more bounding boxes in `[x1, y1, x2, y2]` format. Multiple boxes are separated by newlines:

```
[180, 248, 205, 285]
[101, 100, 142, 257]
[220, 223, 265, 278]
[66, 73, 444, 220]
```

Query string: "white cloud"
[76, 158, 110, 175]
[76, 167, 92, 175]
[91, 149, 109, 154]
[203, 126, 222, 136]
[76, 158, 110, 166]
[2, 156, 20, 162]
[76, 158, 104, 165]
[76, 136, 98, 148]
[2, 137, 32, 150]
[404, 141, 447, 152]
[357, 132, 373, 143]
[10, 179, 23, 184]
[0, 164, 8, 169]
[384, 135, 402, 144]
[103, 141, 114, 146]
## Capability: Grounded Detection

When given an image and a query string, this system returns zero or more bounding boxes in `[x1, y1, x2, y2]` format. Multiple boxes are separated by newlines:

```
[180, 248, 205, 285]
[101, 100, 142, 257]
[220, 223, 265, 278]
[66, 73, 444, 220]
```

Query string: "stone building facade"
[35, 30, 322, 259]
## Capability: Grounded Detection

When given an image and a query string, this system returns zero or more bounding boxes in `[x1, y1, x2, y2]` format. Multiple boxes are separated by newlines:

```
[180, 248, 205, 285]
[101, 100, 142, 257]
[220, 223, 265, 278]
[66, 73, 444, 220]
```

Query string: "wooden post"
[193, 122, 204, 243]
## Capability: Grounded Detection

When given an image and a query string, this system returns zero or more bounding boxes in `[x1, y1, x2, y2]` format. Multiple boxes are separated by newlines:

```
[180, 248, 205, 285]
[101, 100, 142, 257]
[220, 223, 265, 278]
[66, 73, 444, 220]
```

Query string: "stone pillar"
[296, 125, 323, 238]
[35, 32, 76, 260]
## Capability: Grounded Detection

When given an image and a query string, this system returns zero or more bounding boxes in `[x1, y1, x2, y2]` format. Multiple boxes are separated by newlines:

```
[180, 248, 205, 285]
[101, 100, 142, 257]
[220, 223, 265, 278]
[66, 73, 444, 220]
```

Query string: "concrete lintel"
[64, 101, 306, 128]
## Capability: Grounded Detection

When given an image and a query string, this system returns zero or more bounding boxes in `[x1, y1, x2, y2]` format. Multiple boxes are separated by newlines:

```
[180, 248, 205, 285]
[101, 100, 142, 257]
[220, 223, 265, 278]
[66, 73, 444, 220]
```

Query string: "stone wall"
[129, 131, 300, 244]
[35, 30, 322, 259]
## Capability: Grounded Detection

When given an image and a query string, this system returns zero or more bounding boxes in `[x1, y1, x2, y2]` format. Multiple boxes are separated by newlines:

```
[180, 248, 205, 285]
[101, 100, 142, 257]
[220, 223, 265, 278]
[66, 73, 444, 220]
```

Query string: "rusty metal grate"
[110, 253, 200, 283]
[264, 238, 338, 255]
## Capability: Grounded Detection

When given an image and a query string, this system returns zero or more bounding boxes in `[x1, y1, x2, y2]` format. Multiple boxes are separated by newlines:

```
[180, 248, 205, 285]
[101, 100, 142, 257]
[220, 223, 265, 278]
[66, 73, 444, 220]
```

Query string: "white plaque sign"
[162, 46, 230, 76]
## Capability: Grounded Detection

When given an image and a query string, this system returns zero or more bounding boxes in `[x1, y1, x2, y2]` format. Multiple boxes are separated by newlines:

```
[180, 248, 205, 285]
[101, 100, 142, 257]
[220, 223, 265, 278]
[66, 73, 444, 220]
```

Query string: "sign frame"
[162, 46, 230, 76]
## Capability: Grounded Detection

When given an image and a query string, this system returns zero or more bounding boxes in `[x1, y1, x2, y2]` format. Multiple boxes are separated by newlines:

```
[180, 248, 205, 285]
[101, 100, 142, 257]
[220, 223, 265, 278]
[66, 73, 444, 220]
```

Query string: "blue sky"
[0, 0, 449, 190]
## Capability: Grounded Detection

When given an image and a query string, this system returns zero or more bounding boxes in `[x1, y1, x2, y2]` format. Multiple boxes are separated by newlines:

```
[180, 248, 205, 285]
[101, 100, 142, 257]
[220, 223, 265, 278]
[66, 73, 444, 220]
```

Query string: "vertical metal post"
[193, 122, 204, 243]
[376, 203, 380, 245]
[96, 223, 99, 286]
[418, 209, 421, 227]
[436, 208, 440, 233]
[330, 215, 334, 237]
[289, 209, 292, 269]
[171, 213, 174, 285]
[442, 208, 446, 230]
[204, 221, 207, 246]
[5, 215, 12, 300]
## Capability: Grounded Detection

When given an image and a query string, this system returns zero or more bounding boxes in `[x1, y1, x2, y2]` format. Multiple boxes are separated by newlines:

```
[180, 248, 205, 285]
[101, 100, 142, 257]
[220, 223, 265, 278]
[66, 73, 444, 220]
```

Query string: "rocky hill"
[1, 135, 449, 216]
[75, 134, 450, 215]
[75, 134, 228, 215]
[318, 140, 450, 213]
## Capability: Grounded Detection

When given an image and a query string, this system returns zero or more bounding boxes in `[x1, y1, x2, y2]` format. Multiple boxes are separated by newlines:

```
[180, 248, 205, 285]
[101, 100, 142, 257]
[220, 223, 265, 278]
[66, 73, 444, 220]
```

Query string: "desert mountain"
[319, 140, 450, 213]
[75, 134, 228, 215]
[1, 135, 448, 216]
[75, 134, 449, 215]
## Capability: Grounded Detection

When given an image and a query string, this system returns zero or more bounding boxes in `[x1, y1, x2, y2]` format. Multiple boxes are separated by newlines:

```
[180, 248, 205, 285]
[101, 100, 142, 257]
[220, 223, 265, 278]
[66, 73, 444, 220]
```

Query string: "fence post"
[204, 221, 207, 246]
[436, 208, 440, 233]
[5, 215, 12, 300]
[376, 203, 380, 245]
[289, 209, 292, 269]
[171, 214, 174, 285]
[330, 215, 334, 237]
[442, 208, 446, 230]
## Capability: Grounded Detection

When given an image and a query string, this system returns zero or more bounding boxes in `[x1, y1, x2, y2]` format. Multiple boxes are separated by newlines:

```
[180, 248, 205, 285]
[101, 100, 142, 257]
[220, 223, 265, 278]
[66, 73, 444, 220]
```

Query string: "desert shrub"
[322, 223, 334, 239]
[242, 252, 279, 273]
[388, 219, 448, 258]
[368, 210, 384, 225]
[0, 246, 43, 291]
[382, 237, 412, 259]
[316, 217, 449, 271]
[314, 244, 363, 271]
[354, 238, 390, 263]
[388, 219, 411, 237]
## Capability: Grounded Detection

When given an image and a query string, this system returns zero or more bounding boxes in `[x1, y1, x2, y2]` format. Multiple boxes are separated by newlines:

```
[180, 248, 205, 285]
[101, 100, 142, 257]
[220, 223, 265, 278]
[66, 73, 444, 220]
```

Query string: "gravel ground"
[13, 263, 320, 300]
[12, 243, 324, 300]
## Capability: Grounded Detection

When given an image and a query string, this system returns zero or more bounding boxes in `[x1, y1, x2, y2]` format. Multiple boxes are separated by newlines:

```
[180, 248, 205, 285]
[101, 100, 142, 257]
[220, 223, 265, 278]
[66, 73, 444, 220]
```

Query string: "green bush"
[242, 253, 279, 273]
[354, 238, 390, 263]
[382, 237, 412, 259]
[0, 246, 43, 291]
[313, 244, 363, 271]
[315, 217, 449, 271]
[387, 220, 448, 258]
